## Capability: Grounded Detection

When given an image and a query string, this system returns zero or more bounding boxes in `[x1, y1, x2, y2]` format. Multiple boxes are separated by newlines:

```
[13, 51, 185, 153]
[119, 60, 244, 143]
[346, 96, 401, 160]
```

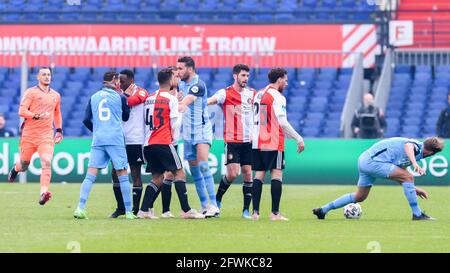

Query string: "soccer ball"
[343, 203, 362, 219]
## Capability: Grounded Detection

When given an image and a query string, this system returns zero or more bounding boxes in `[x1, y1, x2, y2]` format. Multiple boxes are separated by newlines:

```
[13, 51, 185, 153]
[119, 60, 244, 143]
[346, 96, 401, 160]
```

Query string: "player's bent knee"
[199, 161, 210, 174]
[354, 194, 367, 203]
[116, 169, 128, 176]
[404, 173, 414, 182]
[174, 169, 186, 181]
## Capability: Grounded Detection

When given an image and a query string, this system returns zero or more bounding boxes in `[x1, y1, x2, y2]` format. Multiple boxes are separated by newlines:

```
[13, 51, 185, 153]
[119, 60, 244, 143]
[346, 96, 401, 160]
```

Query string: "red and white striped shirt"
[212, 86, 255, 143]
[144, 90, 179, 145]
[252, 85, 287, 152]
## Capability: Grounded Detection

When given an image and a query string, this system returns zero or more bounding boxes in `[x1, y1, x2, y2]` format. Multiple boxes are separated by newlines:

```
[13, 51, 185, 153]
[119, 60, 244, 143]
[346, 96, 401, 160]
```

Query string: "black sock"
[174, 180, 191, 213]
[113, 182, 125, 212]
[271, 179, 282, 214]
[242, 181, 253, 211]
[252, 179, 263, 213]
[132, 186, 142, 214]
[140, 182, 160, 211]
[216, 176, 231, 202]
[161, 179, 173, 213]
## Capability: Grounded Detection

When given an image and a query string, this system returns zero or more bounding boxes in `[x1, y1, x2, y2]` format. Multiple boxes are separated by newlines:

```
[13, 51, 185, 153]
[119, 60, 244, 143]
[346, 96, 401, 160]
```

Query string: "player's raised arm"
[82, 99, 94, 132]
[179, 83, 206, 113]
[404, 142, 425, 175]
[208, 88, 226, 106]
[127, 88, 149, 107]
[53, 94, 63, 144]
[207, 97, 217, 105]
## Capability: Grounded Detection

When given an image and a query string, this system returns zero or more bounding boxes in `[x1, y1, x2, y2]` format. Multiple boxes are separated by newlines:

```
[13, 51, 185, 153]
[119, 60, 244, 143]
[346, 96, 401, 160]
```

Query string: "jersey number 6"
[98, 99, 111, 121]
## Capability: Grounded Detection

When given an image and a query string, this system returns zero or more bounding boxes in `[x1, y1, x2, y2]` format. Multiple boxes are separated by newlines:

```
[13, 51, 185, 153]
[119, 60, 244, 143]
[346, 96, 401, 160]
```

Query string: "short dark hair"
[157, 68, 173, 85]
[103, 71, 118, 82]
[233, 64, 250, 75]
[177, 56, 195, 70]
[268, 68, 287, 84]
[119, 69, 134, 80]
[38, 66, 52, 74]
[167, 66, 177, 71]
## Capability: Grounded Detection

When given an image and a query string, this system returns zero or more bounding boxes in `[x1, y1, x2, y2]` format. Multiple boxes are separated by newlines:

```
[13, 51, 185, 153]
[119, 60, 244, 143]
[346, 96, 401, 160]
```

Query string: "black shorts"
[126, 144, 144, 166]
[225, 142, 252, 166]
[251, 149, 285, 171]
[144, 144, 182, 174]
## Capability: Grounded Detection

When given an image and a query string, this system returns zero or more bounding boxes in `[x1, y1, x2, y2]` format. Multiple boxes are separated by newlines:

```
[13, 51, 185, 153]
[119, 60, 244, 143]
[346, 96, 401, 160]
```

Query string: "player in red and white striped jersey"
[159, 66, 184, 218]
[138, 68, 204, 220]
[207, 64, 255, 219]
[110, 69, 149, 218]
[251, 68, 305, 221]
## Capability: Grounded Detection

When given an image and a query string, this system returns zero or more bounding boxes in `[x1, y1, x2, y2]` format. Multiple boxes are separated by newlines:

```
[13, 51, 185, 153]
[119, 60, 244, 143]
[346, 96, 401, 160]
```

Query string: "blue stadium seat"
[232, 13, 253, 23]
[302, 127, 320, 137]
[275, 13, 295, 22]
[301, 0, 317, 10]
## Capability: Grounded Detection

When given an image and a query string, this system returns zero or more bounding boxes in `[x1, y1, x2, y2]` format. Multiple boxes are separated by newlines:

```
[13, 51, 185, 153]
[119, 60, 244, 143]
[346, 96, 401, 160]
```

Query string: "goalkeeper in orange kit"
[8, 67, 63, 206]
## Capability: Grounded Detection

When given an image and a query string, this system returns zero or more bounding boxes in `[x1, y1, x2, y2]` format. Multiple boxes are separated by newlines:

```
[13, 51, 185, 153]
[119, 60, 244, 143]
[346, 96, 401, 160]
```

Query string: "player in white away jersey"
[110, 69, 149, 218]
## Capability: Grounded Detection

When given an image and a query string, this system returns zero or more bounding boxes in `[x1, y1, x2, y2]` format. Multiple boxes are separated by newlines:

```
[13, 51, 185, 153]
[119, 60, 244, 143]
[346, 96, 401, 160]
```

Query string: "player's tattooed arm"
[82, 99, 94, 132]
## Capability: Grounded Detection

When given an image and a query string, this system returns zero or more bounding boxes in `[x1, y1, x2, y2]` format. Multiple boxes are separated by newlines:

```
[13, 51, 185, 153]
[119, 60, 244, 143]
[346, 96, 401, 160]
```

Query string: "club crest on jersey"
[139, 90, 146, 97]
[228, 154, 233, 160]
[191, 86, 199, 93]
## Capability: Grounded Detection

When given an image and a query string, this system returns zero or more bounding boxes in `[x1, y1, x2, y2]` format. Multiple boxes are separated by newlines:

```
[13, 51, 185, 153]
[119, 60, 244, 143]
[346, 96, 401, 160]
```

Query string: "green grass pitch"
[1, 183, 450, 253]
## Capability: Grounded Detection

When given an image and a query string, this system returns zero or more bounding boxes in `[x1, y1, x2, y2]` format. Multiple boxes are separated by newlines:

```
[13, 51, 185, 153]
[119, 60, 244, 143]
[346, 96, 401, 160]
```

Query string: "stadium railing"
[0, 50, 361, 69]
[374, 48, 393, 113]
[394, 48, 450, 66]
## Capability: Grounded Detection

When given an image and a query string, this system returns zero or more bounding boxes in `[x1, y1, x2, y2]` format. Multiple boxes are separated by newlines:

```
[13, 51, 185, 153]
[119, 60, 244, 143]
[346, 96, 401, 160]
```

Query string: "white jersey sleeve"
[272, 91, 287, 120]
[212, 88, 227, 104]
[169, 95, 179, 119]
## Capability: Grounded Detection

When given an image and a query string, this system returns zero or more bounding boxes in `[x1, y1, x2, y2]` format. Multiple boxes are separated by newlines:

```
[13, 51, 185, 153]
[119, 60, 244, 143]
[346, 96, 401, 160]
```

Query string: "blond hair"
[424, 137, 445, 154]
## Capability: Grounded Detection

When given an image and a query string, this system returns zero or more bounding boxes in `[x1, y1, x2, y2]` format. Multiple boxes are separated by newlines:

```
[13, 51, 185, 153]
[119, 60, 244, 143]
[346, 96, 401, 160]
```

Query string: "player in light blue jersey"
[177, 56, 219, 217]
[73, 71, 135, 220]
[313, 137, 444, 220]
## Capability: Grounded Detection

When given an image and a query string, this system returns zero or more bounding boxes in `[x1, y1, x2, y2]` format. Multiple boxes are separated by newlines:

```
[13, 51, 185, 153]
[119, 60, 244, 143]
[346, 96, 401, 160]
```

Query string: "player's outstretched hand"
[415, 187, 429, 200]
[54, 132, 63, 144]
[297, 141, 305, 153]
[413, 163, 426, 176]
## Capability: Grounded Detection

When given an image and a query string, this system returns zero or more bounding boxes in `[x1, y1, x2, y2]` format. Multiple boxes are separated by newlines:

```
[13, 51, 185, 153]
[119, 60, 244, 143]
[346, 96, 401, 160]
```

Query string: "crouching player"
[313, 137, 444, 220]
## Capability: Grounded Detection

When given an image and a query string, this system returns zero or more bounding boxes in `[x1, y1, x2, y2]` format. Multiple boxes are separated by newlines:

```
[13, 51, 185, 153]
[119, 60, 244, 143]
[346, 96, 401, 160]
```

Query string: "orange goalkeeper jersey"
[19, 85, 62, 141]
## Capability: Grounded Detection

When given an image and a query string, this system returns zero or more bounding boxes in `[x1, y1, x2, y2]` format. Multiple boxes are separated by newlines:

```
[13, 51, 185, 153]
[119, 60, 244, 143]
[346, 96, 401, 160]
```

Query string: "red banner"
[0, 24, 377, 67]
